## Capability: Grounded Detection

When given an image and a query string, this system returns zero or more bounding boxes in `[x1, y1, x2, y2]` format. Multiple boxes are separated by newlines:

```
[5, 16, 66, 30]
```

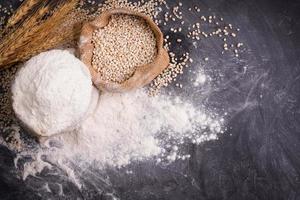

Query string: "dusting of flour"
[6, 89, 224, 189]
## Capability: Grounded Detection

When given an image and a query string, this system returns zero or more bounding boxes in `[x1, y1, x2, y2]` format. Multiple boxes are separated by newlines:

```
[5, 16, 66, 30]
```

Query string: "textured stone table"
[0, 0, 299, 199]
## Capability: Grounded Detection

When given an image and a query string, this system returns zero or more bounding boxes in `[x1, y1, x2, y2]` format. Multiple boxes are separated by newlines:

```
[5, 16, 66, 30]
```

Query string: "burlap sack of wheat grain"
[79, 8, 170, 92]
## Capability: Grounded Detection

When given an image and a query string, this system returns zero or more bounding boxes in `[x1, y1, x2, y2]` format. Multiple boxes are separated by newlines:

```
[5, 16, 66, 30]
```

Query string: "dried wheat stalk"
[6, 0, 40, 28]
[0, 0, 80, 68]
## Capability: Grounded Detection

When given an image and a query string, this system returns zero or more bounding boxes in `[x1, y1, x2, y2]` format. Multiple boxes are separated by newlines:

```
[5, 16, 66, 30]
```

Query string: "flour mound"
[12, 49, 93, 137]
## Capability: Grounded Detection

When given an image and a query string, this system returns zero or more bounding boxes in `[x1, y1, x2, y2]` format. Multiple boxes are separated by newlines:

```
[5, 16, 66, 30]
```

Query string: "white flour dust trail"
[2, 88, 224, 189]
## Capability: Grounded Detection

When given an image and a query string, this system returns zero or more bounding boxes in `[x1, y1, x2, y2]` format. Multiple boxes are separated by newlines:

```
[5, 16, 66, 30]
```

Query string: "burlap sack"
[79, 8, 169, 92]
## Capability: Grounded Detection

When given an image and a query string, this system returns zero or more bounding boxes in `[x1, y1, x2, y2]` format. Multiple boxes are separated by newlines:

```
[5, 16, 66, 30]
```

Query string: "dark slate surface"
[0, 0, 300, 199]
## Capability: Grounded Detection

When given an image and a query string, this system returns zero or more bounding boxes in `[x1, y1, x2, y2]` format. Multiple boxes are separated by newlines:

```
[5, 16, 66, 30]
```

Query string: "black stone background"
[0, 0, 299, 199]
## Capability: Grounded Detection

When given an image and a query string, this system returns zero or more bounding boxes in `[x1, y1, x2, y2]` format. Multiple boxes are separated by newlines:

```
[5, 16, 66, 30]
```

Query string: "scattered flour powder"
[5, 51, 224, 190]
[10, 88, 223, 188]
[194, 70, 208, 87]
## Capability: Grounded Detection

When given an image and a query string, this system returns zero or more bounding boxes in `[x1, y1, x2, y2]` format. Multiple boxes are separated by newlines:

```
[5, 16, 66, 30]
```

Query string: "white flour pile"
[11, 88, 223, 188]
[11, 50, 93, 137]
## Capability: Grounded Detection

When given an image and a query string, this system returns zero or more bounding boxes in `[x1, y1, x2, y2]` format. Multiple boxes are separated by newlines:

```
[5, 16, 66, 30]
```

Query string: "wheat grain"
[92, 14, 157, 83]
